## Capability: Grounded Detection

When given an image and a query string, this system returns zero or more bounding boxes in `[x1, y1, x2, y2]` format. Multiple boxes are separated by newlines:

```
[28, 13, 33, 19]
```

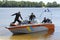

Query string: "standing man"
[11, 12, 23, 25]
[29, 13, 36, 21]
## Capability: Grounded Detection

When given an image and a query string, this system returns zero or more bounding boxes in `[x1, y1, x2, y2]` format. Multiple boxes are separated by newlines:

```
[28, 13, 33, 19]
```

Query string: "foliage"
[0, 1, 60, 7]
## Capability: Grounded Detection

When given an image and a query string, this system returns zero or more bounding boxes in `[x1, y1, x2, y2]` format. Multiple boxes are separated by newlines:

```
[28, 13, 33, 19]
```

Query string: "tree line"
[0, 1, 60, 7]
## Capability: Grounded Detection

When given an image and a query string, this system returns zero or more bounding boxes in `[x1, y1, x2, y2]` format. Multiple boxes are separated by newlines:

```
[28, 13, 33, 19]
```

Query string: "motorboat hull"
[6, 23, 54, 34]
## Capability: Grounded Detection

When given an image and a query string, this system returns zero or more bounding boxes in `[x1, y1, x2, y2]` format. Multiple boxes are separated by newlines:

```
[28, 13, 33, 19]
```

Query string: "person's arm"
[11, 13, 16, 16]
[42, 20, 44, 23]
[20, 14, 23, 20]
[42, 20, 43, 23]
[34, 15, 36, 18]
[20, 16, 23, 20]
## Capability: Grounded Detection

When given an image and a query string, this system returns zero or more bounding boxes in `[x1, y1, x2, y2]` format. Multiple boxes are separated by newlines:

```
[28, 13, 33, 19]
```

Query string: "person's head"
[18, 11, 20, 13]
[44, 17, 46, 20]
[17, 11, 21, 15]
[31, 13, 33, 15]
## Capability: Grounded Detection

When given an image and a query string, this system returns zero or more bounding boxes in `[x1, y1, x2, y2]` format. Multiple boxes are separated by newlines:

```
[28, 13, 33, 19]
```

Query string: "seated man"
[42, 17, 47, 23]
[47, 18, 52, 23]
[42, 17, 52, 23]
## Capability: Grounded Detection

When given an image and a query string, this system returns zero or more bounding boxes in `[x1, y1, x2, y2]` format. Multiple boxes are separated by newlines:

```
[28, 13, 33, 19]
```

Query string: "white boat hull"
[6, 23, 54, 34]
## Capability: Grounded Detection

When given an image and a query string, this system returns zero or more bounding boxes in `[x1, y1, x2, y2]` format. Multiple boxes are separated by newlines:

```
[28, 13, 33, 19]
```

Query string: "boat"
[6, 23, 54, 34]
[6, 8, 55, 34]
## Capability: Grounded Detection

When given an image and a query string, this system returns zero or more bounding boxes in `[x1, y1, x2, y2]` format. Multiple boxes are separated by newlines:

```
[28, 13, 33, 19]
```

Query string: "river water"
[0, 8, 60, 40]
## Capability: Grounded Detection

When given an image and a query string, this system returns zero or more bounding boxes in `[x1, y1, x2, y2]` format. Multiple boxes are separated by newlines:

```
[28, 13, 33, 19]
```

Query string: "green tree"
[0, 1, 3, 7]
[46, 2, 52, 7]
[0, 1, 60, 7]
[52, 1, 58, 7]
[39, 1, 45, 7]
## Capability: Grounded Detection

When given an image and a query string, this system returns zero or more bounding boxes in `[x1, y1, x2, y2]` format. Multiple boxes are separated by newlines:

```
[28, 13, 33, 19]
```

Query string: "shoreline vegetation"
[0, 1, 60, 7]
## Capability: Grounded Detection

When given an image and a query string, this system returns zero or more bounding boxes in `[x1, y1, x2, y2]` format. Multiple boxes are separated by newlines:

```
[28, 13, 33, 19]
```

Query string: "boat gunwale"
[6, 23, 54, 29]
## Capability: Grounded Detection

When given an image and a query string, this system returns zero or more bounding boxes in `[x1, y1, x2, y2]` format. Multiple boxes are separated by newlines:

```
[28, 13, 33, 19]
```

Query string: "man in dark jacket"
[42, 17, 47, 23]
[47, 18, 52, 23]
[42, 17, 52, 23]
[29, 13, 36, 21]
[11, 12, 23, 24]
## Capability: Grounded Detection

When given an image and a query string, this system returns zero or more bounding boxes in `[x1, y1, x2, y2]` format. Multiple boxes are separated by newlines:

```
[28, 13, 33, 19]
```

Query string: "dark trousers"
[12, 19, 21, 24]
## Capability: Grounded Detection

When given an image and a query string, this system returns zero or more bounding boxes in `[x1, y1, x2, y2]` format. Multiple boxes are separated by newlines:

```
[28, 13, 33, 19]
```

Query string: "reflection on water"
[11, 30, 54, 40]
[0, 29, 55, 40]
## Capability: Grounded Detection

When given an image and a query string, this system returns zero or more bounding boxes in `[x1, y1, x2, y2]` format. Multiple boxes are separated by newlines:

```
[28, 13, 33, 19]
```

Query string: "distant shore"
[0, 1, 60, 7]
